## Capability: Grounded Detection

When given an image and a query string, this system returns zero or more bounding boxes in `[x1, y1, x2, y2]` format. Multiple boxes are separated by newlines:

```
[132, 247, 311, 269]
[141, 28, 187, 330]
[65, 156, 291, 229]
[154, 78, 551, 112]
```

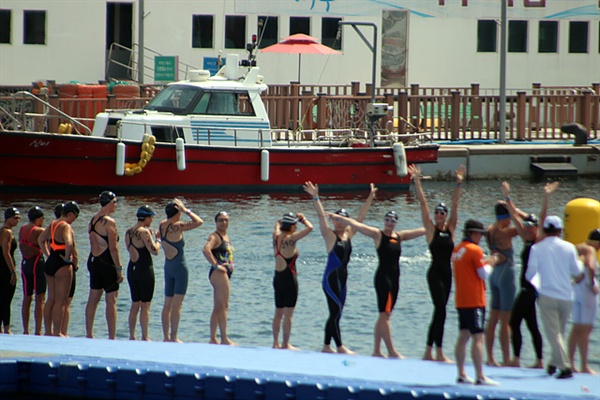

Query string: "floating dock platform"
[1, 335, 598, 400]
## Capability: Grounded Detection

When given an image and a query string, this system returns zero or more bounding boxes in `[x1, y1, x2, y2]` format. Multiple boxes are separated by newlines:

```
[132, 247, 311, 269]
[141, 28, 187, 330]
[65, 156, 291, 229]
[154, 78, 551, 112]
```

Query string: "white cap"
[543, 215, 563, 230]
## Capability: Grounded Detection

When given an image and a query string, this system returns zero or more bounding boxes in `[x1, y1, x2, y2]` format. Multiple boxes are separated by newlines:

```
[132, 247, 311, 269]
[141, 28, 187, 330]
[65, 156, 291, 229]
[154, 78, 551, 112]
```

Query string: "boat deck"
[1, 335, 598, 399]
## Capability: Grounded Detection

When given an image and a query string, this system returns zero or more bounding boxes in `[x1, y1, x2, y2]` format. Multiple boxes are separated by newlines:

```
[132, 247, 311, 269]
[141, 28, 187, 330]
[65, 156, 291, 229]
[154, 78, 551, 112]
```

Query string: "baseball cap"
[463, 219, 486, 233]
[543, 215, 563, 231]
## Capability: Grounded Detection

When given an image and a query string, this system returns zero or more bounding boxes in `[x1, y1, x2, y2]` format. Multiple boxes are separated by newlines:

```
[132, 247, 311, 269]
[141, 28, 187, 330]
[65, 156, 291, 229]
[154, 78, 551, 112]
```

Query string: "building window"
[538, 20, 558, 53]
[569, 21, 588, 53]
[290, 16, 310, 35]
[225, 15, 246, 49]
[0, 9, 11, 44]
[321, 17, 341, 50]
[508, 20, 527, 52]
[477, 20, 496, 52]
[192, 15, 214, 49]
[257, 15, 278, 48]
[23, 10, 46, 45]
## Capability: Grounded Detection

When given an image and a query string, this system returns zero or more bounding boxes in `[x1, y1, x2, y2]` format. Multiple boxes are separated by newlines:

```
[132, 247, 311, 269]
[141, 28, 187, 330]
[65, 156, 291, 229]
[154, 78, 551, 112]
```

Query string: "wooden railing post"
[580, 90, 592, 133]
[410, 84, 420, 129]
[591, 83, 600, 132]
[450, 91, 460, 140]
[384, 93, 394, 131]
[351, 82, 360, 96]
[290, 83, 300, 131]
[470, 83, 482, 131]
[365, 83, 373, 99]
[398, 91, 408, 134]
[316, 93, 327, 130]
[516, 91, 526, 140]
[48, 95, 59, 133]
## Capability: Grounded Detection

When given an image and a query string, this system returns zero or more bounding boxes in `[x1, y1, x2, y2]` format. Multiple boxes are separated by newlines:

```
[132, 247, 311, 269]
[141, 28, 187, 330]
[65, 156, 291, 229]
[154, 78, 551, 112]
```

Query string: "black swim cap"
[281, 213, 298, 228]
[4, 207, 20, 220]
[137, 205, 156, 219]
[495, 203, 509, 220]
[27, 206, 44, 222]
[384, 210, 398, 222]
[334, 208, 349, 218]
[435, 203, 448, 214]
[523, 213, 538, 227]
[165, 202, 179, 218]
[62, 201, 80, 217]
[215, 211, 228, 222]
[588, 228, 600, 242]
[99, 190, 117, 206]
[54, 203, 65, 219]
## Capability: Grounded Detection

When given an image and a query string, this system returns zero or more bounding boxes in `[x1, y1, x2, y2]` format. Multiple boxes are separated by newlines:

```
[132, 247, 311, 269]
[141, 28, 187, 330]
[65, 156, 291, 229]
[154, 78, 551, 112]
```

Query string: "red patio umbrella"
[259, 33, 341, 82]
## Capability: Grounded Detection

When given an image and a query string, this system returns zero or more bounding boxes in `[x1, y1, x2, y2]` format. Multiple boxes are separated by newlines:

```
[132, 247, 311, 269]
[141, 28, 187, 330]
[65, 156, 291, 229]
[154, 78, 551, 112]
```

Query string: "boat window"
[191, 91, 255, 116]
[144, 85, 202, 114]
[151, 126, 184, 143]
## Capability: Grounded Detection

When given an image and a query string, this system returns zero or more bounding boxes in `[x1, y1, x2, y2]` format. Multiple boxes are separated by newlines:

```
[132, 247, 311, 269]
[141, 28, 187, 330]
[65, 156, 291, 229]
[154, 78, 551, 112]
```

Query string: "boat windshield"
[144, 85, 202, 114]
[191, 91, 256, 116]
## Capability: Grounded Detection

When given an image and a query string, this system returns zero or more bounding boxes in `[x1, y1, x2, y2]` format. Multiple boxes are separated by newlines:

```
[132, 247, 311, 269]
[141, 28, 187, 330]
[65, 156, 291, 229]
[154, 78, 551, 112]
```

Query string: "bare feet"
[435, 355, 454, 363]
[221, 339, 236, 346]
[486, 360, 500, 367]
[281, 344, 300, 351]
[272, 343, 280, 349]
[581, 367, 597, 374]
[321, 344, 335, 353]
[506, 358, 520, 368]
[209, 338, 219, 344]
[372, 351, 386, 358]
[172, 338, 183, 343]
[528, 360, 543, 369]
[142, 337, 151, 342]
[336, 345, 356, 355]
[388, 351, 405, 359]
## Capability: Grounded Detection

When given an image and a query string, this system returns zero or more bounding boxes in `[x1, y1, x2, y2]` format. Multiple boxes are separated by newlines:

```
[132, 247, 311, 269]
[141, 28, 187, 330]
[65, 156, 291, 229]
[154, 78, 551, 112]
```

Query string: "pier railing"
[1, 82, 598, 141]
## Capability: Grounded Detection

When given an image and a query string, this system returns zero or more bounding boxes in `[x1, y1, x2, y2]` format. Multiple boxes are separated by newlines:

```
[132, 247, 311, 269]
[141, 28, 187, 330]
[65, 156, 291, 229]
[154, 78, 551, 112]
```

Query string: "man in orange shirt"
[452, 219, 498, 386]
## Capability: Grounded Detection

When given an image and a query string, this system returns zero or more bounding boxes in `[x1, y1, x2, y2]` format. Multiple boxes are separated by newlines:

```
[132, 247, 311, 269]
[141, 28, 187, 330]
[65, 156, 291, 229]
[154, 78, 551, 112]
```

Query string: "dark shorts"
[87, 250, 119, 293]
[457, 307, 486, 334]
[127, 261, 155, 303]
[21, 254, 46, 296]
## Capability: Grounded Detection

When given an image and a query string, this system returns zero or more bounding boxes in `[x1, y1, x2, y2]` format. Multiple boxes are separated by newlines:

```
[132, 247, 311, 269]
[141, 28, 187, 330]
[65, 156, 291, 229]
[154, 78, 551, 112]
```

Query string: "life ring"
[124, 134, 156, 176]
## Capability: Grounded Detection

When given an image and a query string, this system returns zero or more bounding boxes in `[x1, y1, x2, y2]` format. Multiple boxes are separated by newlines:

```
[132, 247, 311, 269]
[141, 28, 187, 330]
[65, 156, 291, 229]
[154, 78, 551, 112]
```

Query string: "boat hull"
[0, 131, 438, 194]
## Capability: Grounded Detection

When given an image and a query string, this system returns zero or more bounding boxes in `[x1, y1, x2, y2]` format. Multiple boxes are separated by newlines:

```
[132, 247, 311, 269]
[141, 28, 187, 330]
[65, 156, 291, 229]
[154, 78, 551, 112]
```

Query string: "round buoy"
[563, 198, 600, 246]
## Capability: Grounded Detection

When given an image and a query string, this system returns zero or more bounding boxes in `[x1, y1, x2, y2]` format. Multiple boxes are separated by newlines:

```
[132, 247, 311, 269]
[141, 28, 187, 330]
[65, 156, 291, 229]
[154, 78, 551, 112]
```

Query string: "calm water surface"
[2, 179, 599, 368]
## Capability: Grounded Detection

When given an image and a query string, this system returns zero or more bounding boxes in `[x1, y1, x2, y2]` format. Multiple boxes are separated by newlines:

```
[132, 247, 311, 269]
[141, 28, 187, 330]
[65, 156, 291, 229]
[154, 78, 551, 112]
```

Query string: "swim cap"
[384, 210, 398, 222]
[281, 213, 298, 226]
[435, 203, 448, 214]
[62, 201, 80, 217]
[334, 208, 349, 218]
[522, 213, 538, 227]
[463, 219, 486, 233]
[136, 205, 156, 219]
[215, 211, 229, 222]
[27, 206, 44, 222]
[54, 203, 65, 219]
[495, 203, 509, 220]
[588, 228, 600, 242]
[165, 202, 179, 218]
[4, 207, 20, 220]
[99, 190, 117, 206]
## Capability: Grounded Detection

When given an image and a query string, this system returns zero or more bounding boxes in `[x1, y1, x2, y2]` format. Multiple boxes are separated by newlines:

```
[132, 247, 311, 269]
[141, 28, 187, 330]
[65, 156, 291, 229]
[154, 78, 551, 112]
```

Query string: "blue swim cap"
[136, 205, 156, 219]
[27, 206, 44, 222]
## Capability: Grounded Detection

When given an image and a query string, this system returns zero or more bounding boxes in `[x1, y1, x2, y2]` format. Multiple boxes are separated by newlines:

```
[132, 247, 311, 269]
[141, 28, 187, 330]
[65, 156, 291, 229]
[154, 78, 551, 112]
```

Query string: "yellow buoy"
[564, 198, 600, 248]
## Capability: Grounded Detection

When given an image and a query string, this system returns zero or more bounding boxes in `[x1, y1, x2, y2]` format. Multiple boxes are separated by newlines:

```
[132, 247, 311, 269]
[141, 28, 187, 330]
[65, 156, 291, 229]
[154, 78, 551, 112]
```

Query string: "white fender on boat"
[176, 138, 186, 171]
[116, 142, 125, 176]
[261, 149, 269, 181]
[392, 142, 407, 177]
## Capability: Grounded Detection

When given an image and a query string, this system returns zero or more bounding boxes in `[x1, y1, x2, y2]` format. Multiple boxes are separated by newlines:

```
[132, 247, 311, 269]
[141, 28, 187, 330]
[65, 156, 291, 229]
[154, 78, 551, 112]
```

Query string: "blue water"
[2, 179, 599, 369]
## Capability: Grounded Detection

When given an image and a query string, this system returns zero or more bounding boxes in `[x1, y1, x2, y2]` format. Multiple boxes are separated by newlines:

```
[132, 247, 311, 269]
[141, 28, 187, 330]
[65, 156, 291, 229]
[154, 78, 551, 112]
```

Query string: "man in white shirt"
[526, 215, 584, 379]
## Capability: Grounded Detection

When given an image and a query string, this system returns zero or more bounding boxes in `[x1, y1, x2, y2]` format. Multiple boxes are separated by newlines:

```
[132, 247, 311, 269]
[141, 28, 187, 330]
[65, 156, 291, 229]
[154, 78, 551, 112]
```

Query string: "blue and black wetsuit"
[509, 240, 543, 360]
[426, 227, 453, 348]
[161, 224, 188, 297]
[127, 228, 155, 303]
[322, 233, 352, 347]
[375, 231, 401, 313]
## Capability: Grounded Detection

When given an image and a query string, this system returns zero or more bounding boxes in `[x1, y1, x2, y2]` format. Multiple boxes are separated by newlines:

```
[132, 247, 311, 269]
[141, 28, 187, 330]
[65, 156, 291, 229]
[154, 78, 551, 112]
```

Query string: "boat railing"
[0, 91, 92, 135]
[270, 128, 433, 148]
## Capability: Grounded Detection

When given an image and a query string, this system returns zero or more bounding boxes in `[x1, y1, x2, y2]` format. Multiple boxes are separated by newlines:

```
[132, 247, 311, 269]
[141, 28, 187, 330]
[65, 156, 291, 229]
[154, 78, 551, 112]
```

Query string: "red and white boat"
[0, 53, 437, 194]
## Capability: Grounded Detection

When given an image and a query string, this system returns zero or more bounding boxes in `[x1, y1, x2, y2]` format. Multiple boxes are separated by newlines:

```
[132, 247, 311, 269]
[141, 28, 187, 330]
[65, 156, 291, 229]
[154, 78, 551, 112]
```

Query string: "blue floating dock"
[1, 335, 598, 399]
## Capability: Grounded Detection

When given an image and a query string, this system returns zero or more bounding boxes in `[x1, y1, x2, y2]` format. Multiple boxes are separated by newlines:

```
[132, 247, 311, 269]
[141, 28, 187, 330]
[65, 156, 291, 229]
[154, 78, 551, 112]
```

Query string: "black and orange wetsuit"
[375, 231, 401, 313]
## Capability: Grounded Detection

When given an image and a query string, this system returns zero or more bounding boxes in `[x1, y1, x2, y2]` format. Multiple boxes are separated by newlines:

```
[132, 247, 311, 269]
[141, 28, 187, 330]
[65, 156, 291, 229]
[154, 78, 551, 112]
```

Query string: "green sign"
[154, 56, 179, 82]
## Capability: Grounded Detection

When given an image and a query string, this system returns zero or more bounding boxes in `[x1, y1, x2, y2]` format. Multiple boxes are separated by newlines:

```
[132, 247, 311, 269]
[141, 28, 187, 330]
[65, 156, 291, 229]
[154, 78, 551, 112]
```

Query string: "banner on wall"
[381, 10, 408, 88]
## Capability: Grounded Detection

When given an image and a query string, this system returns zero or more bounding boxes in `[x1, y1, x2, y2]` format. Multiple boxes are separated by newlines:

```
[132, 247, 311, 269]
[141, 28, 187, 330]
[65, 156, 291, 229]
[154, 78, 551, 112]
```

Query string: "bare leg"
[60, 297, 73, 336]
[579, 325, 596, 374]
[455, 330, 471, 381]
[435, 346, 453, 362]
[374, 312, 401, 358]
[169, 294, 185, 343]
[472, 333, 486, 380]
[485, 309, 500, 366]
[423, 345, 435, 361]
[210, 269, 234, 345]
[162, 296, 173, 342]
[272, 308, 284, 348]
[85, 289, 103, 338]
[499, 310, 512, 365]
[281, 307, 298, 350]
[52, 266, 72, 337]
[22, 295, 33, 334]
[140, 302, 151, 341]
[105, 291, 118, 340]
[43, 275, 54, 336]
[34, 293, 45, 335]
[129, 301, 141, 340]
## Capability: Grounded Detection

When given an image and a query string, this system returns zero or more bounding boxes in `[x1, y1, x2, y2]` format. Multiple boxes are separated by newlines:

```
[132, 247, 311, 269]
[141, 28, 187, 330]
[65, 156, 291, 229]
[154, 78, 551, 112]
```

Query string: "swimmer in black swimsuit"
[38, 201, 79, 337]
[272, 212, 313, 349]
[126, 205, 161, 341]
[85, 191, 123, 340]
[409, 164, 465, 362]
[303, 181, 376, 354]
[329, 210, 425, 358]
[1, 208, 21, 334]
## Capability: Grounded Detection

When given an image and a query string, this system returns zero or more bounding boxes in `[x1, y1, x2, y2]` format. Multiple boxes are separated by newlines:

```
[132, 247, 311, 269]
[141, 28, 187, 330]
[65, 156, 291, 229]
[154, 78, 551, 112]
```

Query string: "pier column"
[516, 91, 526, 140]
[398, 91, 408, 134]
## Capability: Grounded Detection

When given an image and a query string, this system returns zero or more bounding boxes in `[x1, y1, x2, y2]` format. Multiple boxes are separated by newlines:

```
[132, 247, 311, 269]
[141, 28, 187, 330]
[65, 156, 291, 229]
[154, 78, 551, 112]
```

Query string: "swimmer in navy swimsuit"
[303, 181, 377, 354]
[1, 208, 20, 334]
[38, 201, 79, 337]
[329, 210, 425, 358]
[271, 212, 313, 349]
[85, 191, 123, 340]
[409, 164, 465, 362]
[484, 202, 519, 366]
[126, 205, 161, 341]
[203, 211, 236, 345]
[160, 198, 203, 343]
[19, 206, 46, 335]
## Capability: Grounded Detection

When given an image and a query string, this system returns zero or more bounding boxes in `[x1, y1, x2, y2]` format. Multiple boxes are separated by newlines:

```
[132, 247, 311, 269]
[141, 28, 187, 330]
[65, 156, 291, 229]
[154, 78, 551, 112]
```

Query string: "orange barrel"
[58, 84, 78, 98]
[92, 85, 108, 117]
[112, 84, 140, 98]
